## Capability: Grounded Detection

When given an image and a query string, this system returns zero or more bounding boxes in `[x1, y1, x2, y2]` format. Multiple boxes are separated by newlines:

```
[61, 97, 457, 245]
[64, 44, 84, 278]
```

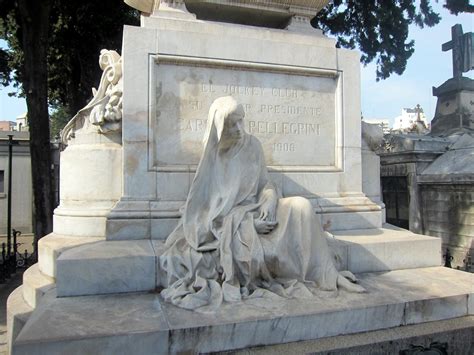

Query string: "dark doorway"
[382, 176, 409, 229]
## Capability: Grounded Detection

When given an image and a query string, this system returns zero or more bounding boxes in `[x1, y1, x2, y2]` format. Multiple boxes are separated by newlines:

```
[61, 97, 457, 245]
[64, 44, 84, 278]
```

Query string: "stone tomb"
[380, 24, 474, 268]
[7, 1, 474, 354]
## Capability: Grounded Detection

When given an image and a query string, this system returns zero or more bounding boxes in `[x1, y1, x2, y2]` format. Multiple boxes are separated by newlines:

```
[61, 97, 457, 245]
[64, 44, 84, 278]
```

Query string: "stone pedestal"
[7, 266, 474, 354]
[106, 7, 384, 241]
[431, 76, 474, 136]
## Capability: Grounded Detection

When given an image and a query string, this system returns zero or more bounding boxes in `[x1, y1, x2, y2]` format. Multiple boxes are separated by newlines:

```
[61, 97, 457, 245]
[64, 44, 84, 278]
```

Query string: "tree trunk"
[18, 0, 54, 251]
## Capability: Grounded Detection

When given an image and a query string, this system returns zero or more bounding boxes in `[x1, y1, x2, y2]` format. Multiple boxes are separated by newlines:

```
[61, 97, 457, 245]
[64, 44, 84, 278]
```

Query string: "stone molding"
[185, 0, 329, 16]
[125, 0, 329, 15]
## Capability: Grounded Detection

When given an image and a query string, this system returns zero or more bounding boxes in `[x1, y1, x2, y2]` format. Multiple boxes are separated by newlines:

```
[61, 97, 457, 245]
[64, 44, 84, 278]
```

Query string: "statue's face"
[221, 107, 245, 144]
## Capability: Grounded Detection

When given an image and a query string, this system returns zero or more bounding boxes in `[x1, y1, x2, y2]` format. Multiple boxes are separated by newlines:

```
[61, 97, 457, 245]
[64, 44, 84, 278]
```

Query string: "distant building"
[0, 131, 33, 236]
[0, 113, 29, 132]
[0, 121, 16, 131]
[362, 118, 391, 134]
[392, 105, 429, 133]
[16, 113, 29, 131]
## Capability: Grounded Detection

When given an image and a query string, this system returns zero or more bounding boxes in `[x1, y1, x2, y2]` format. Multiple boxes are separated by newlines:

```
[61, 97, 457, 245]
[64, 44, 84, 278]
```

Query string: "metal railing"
[0, 229, 35, 283]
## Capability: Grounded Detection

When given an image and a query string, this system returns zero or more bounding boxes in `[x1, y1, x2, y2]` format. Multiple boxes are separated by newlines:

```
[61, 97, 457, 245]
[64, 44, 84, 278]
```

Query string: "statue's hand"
[254, 218, 278, 234]
[258, 189, 277, 222]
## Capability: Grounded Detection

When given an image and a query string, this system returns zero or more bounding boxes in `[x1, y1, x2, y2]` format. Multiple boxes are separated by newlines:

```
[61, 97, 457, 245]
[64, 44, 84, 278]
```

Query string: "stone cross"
[415, 104, 422, 122]
[442, 24, 474, 78]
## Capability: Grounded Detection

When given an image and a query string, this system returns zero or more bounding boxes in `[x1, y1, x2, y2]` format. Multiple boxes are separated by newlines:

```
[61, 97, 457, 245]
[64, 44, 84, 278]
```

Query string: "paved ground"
[0, 271, 24, 355]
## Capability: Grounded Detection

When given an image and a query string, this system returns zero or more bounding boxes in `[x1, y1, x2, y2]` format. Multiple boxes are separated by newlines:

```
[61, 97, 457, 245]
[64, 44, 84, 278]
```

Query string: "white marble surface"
[53, 214, 109, 238]
[320, 210, 383, 231]
[59, 143, 122, 202]
[55, 50, 123, 240]
[40, 225, 443, 298]
[6, 286, 32, 355]
[61, 50, 123, 143]
[55, 240, 155, 297]
[38, 234, 103, 278]
[150, 59, 339, 170]
[21, 264, 55, 309]
[9, 266, 474, 354]
[231, 316, 474, 354]
[106, 218, 151, 241]
[362, 141, 383, 203]
[331, 224, 442, 273]
[109, 14, 382, 238]
[13, 291, 169, 355]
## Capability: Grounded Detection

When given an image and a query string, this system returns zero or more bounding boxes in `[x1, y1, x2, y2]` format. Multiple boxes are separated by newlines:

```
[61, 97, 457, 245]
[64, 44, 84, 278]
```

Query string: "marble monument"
[6, 2, 474, 354]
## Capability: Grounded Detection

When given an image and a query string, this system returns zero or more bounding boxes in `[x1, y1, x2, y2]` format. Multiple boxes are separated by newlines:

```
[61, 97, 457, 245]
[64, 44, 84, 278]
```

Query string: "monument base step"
[233, 315, 474, 354]
[9, 266, 474, 354]
[330, 223, 442, 273]
[38, 233, 104, 278]
[22, 263, 55, 309]
[50, 224, 442, 297]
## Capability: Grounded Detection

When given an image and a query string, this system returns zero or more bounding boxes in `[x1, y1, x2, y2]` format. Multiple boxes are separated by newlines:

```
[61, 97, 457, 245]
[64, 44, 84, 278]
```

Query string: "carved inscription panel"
[150, 57, 341, 171]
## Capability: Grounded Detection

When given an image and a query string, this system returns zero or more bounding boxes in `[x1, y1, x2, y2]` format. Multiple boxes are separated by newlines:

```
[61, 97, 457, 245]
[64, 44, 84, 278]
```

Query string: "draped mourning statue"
[159, 96, 365, 311]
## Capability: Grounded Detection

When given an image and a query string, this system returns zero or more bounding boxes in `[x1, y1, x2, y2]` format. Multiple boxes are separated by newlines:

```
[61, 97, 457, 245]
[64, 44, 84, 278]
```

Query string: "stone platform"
[8, 266, 473, 354]
[233, 316, 474, 354]
[28, 225, 442, 299]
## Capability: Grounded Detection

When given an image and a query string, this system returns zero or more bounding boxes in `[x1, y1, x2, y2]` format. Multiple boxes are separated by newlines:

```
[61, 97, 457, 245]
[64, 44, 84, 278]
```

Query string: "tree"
[0, 0, 138, 247]
[0, 47, 10, 86]
[0, 0, 55, 250]
[50, 104, 71, 140]
[47, 1, 138, 113]
[312, 0, 472, 80]
[445, 0, 474, 15]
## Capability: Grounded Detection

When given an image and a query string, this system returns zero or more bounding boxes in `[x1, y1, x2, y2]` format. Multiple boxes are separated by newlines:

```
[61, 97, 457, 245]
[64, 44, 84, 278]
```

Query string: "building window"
[0, 170, 4, 193]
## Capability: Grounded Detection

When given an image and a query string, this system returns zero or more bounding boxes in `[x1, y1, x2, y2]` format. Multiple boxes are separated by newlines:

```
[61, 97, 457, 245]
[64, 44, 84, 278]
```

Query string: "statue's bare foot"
[339, 270, 357, 283]
[337, 275, 366, 293]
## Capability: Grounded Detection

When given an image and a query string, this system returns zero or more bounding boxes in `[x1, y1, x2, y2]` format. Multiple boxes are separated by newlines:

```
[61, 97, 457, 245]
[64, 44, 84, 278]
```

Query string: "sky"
[360, 2, 472, 125]
[0, 2, 472, 126]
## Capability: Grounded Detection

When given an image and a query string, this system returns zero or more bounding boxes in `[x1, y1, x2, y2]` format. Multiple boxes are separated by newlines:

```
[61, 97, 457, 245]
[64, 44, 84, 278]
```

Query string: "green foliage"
[46, 0, 139, 113]
[49, 104, 71, 140]
[313, 0, 443, 80]
[0, 0, 139, 124]
[0, 48, 10, 86]
[0, 8, 24, 92]
[445, 0, 474, 15]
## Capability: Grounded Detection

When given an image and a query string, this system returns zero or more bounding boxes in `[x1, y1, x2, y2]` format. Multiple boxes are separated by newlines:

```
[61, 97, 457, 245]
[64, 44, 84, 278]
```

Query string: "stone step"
[330, 223, 442, 273]
[55, 240, 156, 297]
[38, 233, 104, 278]
[53, 225, 441, 298]
[10, 267, 474, 355]
[22, 264, 55, 309]
[7, 286, 33, 355]
[234, 316, 474, 354]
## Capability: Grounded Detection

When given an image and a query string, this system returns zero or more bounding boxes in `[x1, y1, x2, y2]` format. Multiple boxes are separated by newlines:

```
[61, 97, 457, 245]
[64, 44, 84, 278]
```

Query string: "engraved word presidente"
[183, 97, 322, 117]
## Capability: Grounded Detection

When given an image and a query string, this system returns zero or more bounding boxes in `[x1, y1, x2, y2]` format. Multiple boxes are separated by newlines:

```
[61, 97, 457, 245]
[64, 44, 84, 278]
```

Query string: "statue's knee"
[287, 196, 313, 213]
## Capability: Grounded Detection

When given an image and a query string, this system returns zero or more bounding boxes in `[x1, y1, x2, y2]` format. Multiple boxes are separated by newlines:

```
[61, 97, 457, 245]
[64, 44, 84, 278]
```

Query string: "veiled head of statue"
[204, 96, 246, 147]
